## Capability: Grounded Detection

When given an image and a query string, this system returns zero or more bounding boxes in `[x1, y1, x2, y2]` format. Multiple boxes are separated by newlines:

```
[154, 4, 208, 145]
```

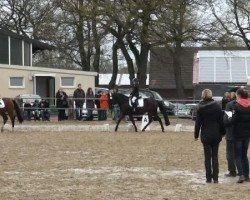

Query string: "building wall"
[0, 64, 97, 98]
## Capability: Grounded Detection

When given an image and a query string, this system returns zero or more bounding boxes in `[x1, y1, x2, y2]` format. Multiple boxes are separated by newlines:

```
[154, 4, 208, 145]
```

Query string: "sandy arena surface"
[0, 124, 250, 200]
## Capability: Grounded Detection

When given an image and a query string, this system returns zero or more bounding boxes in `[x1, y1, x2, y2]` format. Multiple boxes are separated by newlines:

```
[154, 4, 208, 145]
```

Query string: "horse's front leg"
[1, 124, 4, 133]
[128, 114, 137, 132]
[154, 115, 164, 132]
[142, 116, 153, 132]
[1, 114, 8, 133]
[115, 114, 125, 132]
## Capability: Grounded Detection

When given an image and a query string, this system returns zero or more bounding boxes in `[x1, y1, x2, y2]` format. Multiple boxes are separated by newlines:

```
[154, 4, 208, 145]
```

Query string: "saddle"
[0, 98, 5, 109]
[129, 96, 144, 108]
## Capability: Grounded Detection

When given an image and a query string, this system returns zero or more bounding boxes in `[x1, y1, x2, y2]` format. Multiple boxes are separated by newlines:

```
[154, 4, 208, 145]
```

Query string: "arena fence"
[14, 97, 211, 123]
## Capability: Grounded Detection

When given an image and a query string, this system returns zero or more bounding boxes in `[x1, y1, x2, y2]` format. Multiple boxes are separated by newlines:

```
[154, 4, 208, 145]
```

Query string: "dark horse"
[0, 98, 23, 132]
[112, 93, 170, 132]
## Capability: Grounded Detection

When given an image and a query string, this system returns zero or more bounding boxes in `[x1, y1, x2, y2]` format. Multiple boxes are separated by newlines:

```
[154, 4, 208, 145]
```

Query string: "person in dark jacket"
[222, 92, 231, 110]
[39, 99, 50, 121]
[73, 83, 85, 120]
[85, 87, 95, 121]
[111, 86, 120, 122]
[95, 90, 102, 120]
[32, 99, 41, 120]
[23, 100, 32, 121]
[226, 88, 250, 183]
[194, 89, 226, 183]
[56, 88, 68, 121]
[224, 99, 237, 177]
[130, 78, 140, 112]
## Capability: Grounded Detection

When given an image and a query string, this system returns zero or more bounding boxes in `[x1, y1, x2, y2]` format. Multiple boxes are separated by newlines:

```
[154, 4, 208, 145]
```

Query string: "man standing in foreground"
[73, 84, 85, 120]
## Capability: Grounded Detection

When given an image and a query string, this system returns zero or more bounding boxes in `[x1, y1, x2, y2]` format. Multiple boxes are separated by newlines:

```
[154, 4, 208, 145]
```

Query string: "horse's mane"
[113, 93, 129, 105]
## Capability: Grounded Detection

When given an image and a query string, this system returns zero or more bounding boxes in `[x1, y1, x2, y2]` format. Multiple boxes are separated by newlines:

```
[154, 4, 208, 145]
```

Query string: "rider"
[130, 78, 140, 112]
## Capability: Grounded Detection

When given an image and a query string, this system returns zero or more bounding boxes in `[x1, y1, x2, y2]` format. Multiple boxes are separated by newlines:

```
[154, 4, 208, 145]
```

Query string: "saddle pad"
[129, 98, 144, 107]
[0, 99, 5, 108]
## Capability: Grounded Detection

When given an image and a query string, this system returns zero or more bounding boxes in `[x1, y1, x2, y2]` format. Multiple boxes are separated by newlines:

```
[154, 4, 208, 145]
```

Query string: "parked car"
[16, 94, 42, 107]
[164, 100, 175, 115]
[173, 103, 185, 116]
[177, 103, 197, 119]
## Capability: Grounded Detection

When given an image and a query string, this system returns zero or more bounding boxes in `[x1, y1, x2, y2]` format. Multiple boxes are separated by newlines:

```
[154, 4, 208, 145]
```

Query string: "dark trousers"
[99, 109, 107, 120]
[75, 105, 83, 120]
[58, 109, 66, 121]
[203, 143, 220, 181]
[234, 138, 250, 178]
[226, 139, 236, 173]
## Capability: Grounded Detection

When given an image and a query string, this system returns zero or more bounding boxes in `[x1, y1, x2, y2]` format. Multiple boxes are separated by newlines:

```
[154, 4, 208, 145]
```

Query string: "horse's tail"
[13, 99, 24, 123]
[158, 102, 170, 126]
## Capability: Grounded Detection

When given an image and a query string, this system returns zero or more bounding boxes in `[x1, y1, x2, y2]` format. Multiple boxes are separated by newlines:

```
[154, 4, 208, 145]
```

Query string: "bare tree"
[206, 0, 250, 49]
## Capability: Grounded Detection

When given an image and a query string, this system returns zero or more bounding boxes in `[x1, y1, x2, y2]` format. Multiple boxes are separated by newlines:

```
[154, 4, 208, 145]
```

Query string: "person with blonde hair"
[194, 89, 225, 183]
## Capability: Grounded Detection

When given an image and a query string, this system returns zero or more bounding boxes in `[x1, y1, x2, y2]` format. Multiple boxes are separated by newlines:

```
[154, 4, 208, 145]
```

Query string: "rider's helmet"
[132, 78, 139, 86]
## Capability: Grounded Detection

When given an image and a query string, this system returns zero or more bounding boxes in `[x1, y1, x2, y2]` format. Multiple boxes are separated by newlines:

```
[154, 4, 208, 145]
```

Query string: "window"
[61, 77, 75, 87]
[0, 34, 9, 64]
[24, 42, 30, 66]
[10, 38, 22, 65]
[9, 77, 24, 88]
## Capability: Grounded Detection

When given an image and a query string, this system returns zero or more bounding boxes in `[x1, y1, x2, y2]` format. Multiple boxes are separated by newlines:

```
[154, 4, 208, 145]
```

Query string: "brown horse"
[0, 98, 23, 132]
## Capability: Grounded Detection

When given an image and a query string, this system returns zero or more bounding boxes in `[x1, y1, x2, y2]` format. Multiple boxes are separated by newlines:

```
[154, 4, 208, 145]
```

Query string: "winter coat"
[56, 91, 68, 108]
[86, 93, 95, 109]
[230, 99, 250, 139]
[221, 97, 231, 110]
[194, 99, 225, 144]
[223, 100, 236, 140]
[95, 93, 101, 108]
[130, 86, 139, 98]
[100, 94, 109, 109]
[73, 88, 85, 106]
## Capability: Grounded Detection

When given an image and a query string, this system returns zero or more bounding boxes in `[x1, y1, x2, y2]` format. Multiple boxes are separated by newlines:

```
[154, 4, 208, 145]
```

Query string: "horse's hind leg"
[1, 114, 8, 132]
[154, 115, 164, 132]
[7, 111, 15, 132]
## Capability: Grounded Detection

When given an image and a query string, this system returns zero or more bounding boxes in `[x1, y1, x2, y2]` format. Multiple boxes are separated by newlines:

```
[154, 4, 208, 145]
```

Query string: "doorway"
[34, 75, 55, 105]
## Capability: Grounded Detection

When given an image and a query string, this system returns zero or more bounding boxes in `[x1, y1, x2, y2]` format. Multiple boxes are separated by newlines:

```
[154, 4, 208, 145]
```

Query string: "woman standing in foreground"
[194, 89, 225, 183]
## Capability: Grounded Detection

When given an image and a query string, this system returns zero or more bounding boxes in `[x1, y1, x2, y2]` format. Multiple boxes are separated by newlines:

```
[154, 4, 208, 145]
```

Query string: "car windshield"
[150, 91, 163, 100]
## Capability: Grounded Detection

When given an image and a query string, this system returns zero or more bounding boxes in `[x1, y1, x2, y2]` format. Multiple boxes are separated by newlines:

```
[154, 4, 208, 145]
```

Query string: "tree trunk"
[92, 17, 101, 86]
[119, 40, 135, 82]
[137, 43, 150, 88]
[170, 43, 185, 99]
[77, 0, 90, 71]
[109, 40, 119, 89]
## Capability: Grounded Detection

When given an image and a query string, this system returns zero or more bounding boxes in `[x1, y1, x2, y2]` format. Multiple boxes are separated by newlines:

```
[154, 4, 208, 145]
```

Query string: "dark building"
[149, 47, 197, 99]
[0, 28, 54, 66]
[149, 47, 248, 100]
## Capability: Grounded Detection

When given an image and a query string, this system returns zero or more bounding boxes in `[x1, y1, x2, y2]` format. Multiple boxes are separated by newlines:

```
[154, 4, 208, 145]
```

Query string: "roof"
[0, 28, 55, 51]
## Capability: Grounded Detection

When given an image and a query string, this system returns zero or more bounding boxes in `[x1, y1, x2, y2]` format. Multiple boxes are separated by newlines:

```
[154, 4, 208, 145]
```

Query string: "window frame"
[9, 77, 25, 88]
[60, 77, 75, 88]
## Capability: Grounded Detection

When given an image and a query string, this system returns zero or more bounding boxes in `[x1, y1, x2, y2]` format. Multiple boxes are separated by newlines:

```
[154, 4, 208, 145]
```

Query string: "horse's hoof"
[142, 129, 145, 132]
